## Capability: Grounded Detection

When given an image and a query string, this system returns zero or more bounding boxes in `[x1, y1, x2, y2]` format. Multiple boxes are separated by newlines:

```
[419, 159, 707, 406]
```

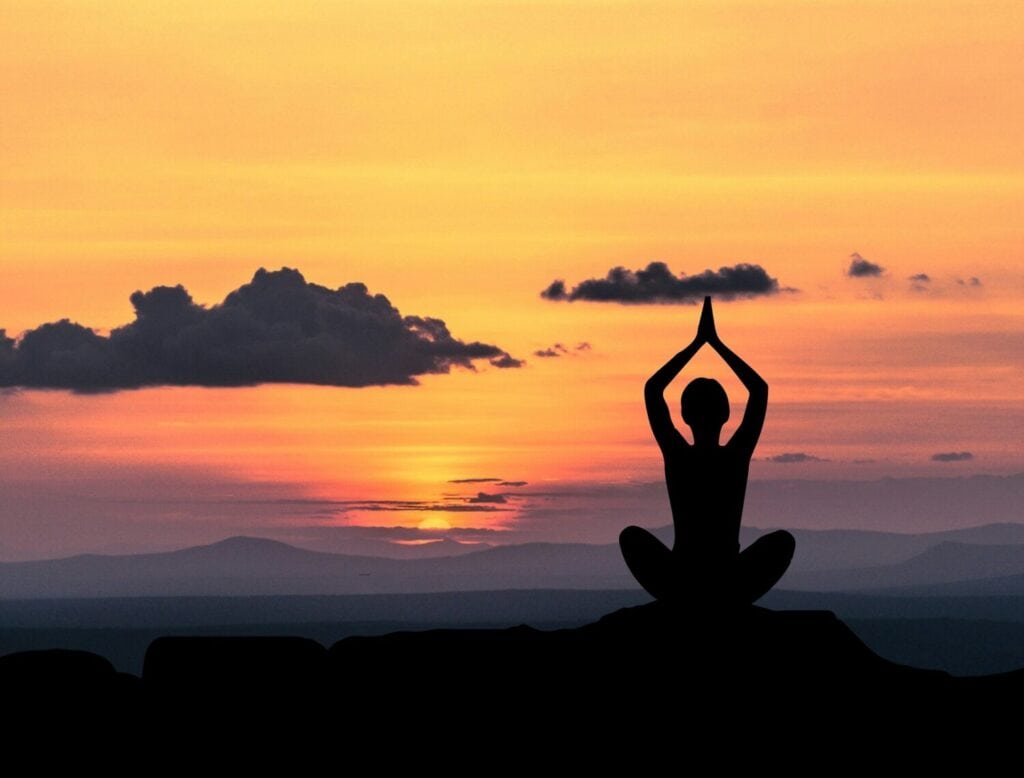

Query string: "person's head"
[681, 377, 729, 434]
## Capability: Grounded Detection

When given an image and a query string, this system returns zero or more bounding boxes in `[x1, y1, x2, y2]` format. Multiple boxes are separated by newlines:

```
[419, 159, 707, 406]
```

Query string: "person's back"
[663, 430, 751, 566]
[620, 297, 794, 606]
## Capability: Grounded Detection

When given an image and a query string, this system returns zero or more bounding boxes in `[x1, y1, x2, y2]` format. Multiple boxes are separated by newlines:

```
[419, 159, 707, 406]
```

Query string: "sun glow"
[417, 518, 452, 531]
[1, 1, 1022, 557]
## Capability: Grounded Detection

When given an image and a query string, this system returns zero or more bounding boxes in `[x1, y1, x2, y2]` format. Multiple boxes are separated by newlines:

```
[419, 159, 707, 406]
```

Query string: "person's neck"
[691, 427, 721, 448]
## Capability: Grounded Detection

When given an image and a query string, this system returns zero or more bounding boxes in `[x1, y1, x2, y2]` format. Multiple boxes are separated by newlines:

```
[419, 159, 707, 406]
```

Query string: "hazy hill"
[777, 522, 1024, 571]
[2, 523, 1024, 598]
[873, 573, 1024, 597]
[0, 536, 632, 597]
[781, 541, 1024, 591]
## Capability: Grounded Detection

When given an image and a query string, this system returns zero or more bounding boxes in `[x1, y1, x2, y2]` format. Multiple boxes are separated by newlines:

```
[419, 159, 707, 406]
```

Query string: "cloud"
[534, 342, 592, 358]
[0, 268, 521, 392]
[341, 500, 509, 513]
[467, 492, 508, 504]
[448, 477, 503, 484]
[489, 354, 525, 368]
[497, 481, 528, 487]
[534, 346, 566, 358]
[908, 273, 931, 292]
[296, 524, 505, 541]
[931, 451, 974, 462]
[541, 262, 789, 304]
[285, 524, 505, 544]
[846, 253, 885, 278]
[541, 280, 568, 300]
[904, 273, 984, 295]
[762, 452, 828, 464]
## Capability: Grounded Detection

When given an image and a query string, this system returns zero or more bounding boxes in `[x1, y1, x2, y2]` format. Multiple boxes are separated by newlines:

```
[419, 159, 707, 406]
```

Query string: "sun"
[417, 517, 452, 531]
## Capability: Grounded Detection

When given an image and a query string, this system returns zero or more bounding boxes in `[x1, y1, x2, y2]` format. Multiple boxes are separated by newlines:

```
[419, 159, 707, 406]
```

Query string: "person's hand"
[696, 296, 719, 345]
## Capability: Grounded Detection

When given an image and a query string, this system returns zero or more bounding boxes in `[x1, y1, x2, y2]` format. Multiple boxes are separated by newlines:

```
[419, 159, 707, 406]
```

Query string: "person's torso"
[663, 439, 750, 560]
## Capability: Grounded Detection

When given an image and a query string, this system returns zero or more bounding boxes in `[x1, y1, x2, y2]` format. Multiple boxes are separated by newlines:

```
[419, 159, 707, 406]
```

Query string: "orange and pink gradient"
[1, 2, 1022, 558]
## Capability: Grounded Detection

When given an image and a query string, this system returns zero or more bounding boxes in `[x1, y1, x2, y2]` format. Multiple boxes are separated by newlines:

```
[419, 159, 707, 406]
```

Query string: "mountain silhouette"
[3, 524, 1024, 598]
[782, 541, 1024, 591]
[0, 536, 631, 597]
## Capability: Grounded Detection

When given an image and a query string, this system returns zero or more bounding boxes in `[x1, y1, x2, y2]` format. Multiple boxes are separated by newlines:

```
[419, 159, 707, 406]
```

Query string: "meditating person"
[620, 296, 795, 606]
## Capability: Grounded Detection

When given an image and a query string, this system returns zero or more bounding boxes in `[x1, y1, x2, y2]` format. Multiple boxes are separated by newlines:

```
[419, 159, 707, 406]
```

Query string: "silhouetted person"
[620, 296, 795, 607]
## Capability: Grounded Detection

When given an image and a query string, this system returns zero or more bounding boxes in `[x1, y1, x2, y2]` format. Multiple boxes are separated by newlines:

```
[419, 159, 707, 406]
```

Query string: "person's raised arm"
[645, 322, 706, 451]
[701, 297, 768, 453]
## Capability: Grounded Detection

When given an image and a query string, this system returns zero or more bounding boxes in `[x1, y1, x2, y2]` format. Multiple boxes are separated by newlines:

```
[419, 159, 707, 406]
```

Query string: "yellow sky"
[1, 1, 1022, 554]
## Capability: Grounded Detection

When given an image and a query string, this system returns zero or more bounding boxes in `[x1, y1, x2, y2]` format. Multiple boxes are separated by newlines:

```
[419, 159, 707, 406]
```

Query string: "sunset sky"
[1, 1, 1022, 559]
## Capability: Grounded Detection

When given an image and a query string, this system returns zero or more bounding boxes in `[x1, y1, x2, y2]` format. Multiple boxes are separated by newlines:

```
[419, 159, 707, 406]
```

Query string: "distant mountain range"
[0, 537, 630, 597]
[2, 522, 1024, 598]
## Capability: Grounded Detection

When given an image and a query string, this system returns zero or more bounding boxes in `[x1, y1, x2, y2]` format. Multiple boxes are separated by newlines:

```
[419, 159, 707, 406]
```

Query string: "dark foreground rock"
[2, 604, 1019, 744]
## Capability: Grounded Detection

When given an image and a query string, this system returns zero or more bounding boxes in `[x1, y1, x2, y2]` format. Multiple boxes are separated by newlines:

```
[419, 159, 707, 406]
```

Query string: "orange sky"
[1, 1, 1022, 558]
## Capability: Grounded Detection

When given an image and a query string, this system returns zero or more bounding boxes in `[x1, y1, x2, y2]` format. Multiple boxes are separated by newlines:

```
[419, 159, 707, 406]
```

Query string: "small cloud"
[908, 273, 931, 292]
[448, 477, 503, 484]
[497, 480, 527, 487]
[541, 262, 791, 304]
[540, 280, 568, 301]
[956, 277, 982, 287]
[847, 253, 885, 278]
[931, 451, 974, 462]
[490, 354, 524, 368]
[763, 452, 828, 464]
[467, 492, 507, 504]
[534, 343, 568, 358]
[534, 342, 593, 358]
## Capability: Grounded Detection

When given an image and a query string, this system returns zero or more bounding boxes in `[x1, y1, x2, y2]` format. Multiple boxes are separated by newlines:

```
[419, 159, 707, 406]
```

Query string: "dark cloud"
[296, 524, 505, 541]
[467, 492, 508, 504]
[541, 262, 789, 304]
[534, 342, 592, 358]
[541, 280, 567, 300]
[931, 451, 974, 462]
[0, 268, 521, 392]
[497, 481, 528, 487]
[448, 477, 503, 484]
[956, 277, 982, 287]
[489, 354, 525, 368]
[762, 452, 828, 464]
[847, 253, 885, 278]
[534, 344, 568, 357]
[909, 273, 931, 283]
[343, 500, 509, 513]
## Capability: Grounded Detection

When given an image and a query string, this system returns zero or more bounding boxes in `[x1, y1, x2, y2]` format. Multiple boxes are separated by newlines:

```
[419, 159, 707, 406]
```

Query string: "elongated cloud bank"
[932, 451, 974, 462]
[541, 262, 787, 304]
[0, 268, 520, 392]
[762, 452, 828, 464]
